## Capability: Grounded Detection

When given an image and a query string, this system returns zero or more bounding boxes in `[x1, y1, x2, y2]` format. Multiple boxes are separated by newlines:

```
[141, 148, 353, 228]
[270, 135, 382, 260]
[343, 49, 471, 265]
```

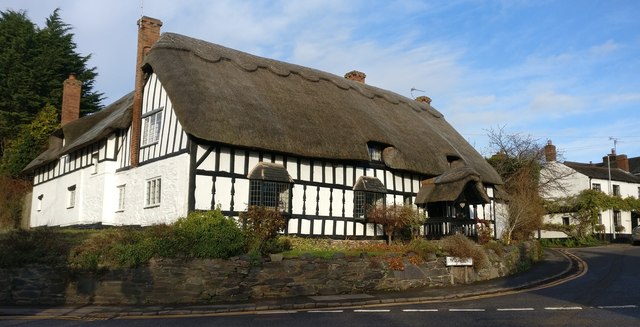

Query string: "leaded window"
[247, 162, 293, 213]
[353, 176, 387, 220]
[146, 177, 161, 207]
[142, 109, 163, 146]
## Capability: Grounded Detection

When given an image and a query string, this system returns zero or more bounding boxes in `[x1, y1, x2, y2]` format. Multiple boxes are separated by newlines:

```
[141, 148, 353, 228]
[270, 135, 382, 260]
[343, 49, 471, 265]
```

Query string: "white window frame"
[116, 184, 126, 212]
[145, 177, 161, 207]
[141, 108, 163, 146]
[67, 185, 76, 209]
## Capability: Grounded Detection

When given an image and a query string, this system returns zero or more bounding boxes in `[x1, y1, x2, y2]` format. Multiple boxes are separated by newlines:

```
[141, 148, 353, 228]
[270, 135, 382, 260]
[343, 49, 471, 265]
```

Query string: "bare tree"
[486, 126, 573, 244]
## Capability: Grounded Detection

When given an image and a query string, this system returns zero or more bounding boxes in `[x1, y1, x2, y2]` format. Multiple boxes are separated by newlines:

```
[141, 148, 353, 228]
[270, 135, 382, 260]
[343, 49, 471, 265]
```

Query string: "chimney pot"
[544, 139, 557, 162]
[61, 73, 82, 126]
[344, 70, 366, 83]
[416, 96, 432, 104]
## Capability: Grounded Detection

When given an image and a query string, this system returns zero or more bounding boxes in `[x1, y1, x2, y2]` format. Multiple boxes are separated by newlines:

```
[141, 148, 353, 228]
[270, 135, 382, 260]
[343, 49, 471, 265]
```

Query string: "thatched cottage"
[24, 17, 503, 239]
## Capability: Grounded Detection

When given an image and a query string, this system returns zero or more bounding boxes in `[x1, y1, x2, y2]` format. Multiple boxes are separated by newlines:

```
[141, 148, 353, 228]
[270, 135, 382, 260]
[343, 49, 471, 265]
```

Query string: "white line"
[449, 309, 485, 312]
[544, 307, 583, 311]
[597, 305, 637, 309]
[308, 310, 344, 313]
[354, 309, 391, 313]
[402, 309, 439, 312]
[497, 308, 535, 311]
[255, 310, 297, 315]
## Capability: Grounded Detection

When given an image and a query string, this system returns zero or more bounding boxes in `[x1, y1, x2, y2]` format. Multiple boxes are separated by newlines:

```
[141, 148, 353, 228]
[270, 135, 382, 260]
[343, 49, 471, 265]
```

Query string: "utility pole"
[607, 137, 618, 240]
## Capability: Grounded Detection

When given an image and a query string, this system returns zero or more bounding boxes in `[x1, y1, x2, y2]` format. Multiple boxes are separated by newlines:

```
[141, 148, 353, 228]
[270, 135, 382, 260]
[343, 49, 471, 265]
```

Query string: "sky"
[3, 0, 639, 163]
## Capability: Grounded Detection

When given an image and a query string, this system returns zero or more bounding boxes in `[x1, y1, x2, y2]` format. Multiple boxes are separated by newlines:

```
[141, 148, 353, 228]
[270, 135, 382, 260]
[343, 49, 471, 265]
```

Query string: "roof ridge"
[155, 32, 443, 118]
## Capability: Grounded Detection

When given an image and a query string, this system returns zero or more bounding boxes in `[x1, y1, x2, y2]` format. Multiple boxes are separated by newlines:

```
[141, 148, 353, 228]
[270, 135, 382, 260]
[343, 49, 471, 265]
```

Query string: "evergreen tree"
[0, 104, 59, 178]
[0, 8, 102, 159]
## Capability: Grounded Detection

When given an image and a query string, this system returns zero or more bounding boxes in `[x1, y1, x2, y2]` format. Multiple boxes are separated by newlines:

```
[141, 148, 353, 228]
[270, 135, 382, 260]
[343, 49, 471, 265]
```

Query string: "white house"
[540, 141, 640, 239]
[23, 17, 504, 239]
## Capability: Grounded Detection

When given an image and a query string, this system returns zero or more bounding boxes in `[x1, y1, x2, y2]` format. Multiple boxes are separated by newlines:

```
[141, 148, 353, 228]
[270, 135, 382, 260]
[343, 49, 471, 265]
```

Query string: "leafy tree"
[0, 9, 102, 158]
[0, 104, 58, 177]
[545, 189, 640, 240]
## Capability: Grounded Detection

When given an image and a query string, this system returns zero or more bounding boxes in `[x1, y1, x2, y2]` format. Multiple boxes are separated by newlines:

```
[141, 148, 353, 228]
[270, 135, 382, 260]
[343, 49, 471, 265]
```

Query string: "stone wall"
[0, 241, 541, 305]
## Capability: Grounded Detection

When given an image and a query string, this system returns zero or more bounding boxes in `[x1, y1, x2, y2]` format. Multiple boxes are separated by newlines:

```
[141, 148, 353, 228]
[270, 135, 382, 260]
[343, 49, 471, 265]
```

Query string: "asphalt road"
[1, 245, 639, 326]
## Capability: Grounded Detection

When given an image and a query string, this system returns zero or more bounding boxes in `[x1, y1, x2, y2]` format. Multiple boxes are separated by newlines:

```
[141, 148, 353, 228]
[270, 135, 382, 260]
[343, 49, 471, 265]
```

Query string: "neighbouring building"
[23, 17, 504, 239]
[540, 141, 640, 239]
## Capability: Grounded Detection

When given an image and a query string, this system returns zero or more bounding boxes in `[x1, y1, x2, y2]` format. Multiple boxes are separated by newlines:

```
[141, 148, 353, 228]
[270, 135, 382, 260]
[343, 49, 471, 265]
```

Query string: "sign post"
[445, 257, 473, 284]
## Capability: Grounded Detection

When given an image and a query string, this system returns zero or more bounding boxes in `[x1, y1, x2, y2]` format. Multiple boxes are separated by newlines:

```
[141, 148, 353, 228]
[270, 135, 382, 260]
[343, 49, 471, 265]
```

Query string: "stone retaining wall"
[0, 241, 541, 305]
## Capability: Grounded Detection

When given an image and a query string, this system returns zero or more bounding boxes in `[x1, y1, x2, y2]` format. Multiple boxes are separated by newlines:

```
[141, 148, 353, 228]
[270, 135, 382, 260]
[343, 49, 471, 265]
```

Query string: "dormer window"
[368, 143, 383, 162]
[353, 176, 387, 220]
[447, 155, 463, 168]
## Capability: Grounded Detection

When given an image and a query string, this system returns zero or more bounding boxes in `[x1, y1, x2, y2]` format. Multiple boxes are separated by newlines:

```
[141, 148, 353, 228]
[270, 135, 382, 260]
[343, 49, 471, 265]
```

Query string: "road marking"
[402, 309, 439, 312]
[597, 305, 637, 309]
[449, 308, 485, 312]
[544, 307, 582, 311]
[308, 310, 344, 313]
[354, 309, 390, 313]
[497, 308, 535, 311]
[255, 310, 297, 315]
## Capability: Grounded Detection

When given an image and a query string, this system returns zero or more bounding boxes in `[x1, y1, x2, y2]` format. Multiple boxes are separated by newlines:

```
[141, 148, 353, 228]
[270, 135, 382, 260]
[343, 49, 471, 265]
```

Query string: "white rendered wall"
[111, 153, 190, 226]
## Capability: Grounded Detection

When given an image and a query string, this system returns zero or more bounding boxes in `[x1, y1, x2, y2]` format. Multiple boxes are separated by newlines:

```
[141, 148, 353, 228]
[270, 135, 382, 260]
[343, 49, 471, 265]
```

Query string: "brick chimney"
[130, 16, 162, 168]
[603, 149, 630, 171]
[344, 70, 366, 83]
[61, 73, 82, 126]
[416, 96, 432, 104]
[544, 140, 556, 162]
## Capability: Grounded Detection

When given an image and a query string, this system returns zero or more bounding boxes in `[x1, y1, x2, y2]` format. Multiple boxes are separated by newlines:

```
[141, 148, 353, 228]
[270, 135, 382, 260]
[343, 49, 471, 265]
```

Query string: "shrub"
[0, 228, 88, 267]
[439, 234, 489, 269]
[406, 238, 440, 259]
[367, 203, 424, 244]
[240, 206, 286, 253]
[174, 209, 246, 259]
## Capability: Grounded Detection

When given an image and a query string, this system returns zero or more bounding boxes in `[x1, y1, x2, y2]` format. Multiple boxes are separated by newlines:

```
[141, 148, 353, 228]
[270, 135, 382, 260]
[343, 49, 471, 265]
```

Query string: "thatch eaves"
[145, 33, 502, 185]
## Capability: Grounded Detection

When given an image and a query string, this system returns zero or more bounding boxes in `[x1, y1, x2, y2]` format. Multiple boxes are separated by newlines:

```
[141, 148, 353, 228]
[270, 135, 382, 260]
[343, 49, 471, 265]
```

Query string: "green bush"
[0, 228, 90, 267]
[174, 209, 246, 259]
[406, 238, 441, 258]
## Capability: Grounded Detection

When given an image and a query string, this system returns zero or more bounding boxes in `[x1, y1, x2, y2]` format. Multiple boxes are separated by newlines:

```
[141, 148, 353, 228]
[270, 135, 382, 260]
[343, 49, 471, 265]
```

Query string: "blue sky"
[4, 0, 640, 163]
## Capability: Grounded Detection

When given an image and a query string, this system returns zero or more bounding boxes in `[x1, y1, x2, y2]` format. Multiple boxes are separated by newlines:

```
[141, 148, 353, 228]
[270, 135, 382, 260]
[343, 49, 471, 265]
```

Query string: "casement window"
[37, 194, 43, 212]
[145, 177, 161, 207]
[368, 144, 383, 162]
[67, 185, 76, 208]
[592, 183, 601, 192]
[353, 176, 387, 220]
[612, 184, 620, 196]
[141, 108, 163, 146]
[562, 216, 570, 226]
[637, 187, 640, 199]
[116, 184, 126, 212]
[613, 210, 622, 227]
[247, 162, 292, 213]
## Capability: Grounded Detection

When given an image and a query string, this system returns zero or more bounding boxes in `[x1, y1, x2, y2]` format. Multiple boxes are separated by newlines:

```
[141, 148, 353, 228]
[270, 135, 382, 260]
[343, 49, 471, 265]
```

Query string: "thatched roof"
[353, 176, 388, 193]
[23, 92, 134, 172]
[144, 33, 502, 185]
[564, 161, 640, 184]
[247, 162, 293, 182]
[415, 166, 491, 204]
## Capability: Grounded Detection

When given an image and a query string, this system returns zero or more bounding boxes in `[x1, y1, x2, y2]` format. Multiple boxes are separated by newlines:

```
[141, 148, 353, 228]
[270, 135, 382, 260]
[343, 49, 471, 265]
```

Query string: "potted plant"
[615, 225, 625, 233]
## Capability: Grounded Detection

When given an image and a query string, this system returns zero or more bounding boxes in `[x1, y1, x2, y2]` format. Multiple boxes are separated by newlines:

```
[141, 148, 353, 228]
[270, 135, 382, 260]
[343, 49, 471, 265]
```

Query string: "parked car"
[632, 226, 640, 245]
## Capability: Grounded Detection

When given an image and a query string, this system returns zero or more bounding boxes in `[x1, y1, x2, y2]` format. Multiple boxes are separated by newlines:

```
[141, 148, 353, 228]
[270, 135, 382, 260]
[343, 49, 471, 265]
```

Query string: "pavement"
[0, 248, 577, 320]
